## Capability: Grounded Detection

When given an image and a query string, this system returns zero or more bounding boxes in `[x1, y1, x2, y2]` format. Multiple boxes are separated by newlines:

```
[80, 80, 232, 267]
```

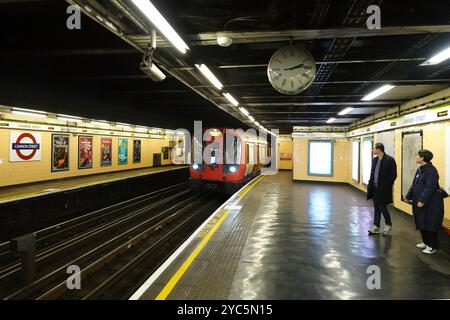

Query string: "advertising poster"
[118, 138, 128, 165]
[51, 134, 70, 172]
[78, 135, 93, 169]
[10, 131, 42, 162]
[100, 137, 113, 166]
[133, 140, 141, 164]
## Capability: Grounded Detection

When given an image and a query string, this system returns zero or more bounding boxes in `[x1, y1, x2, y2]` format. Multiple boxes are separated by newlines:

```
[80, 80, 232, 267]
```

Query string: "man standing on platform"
[367, 142, 398, 235]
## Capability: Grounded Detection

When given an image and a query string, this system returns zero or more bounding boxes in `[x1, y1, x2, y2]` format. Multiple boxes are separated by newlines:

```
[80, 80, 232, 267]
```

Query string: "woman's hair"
[418, 149, 433, 163]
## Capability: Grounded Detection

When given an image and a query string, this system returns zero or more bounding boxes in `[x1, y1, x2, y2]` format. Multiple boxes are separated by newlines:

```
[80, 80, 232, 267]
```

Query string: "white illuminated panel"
[362, 138, 373, 185]
[308, 141, 333, 176]
[447, 127, 450, 193]
[352, 140, 360, 182]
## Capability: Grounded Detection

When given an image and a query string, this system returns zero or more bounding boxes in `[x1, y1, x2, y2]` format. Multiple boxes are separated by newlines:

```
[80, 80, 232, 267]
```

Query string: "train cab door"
[203, 131, 223, 181]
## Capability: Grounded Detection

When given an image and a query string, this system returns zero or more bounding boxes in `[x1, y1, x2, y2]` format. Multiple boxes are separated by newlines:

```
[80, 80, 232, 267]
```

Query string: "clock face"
[267, 46, 316, 95]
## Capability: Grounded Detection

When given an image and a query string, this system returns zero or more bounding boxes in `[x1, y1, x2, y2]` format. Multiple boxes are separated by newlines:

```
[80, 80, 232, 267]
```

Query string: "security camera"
[140, 29, 166, 82]
[140, 60, 166, 82]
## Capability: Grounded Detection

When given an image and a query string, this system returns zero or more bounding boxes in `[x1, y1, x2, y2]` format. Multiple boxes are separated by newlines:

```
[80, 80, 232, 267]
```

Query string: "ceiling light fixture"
[130, 0, 189, 54]
[338, 107, 354, 116]
[361, 84, 395, 101]
[326, 117, 336, 123]
[195, 64, 223, 90]
[239, 107, 249, 116]
[217, 36, 233, 47]
[12, 108, 47, 118]
[58, 115, 82, 122]
[223, 93, 239, 106]
[420, 46, 450, 66]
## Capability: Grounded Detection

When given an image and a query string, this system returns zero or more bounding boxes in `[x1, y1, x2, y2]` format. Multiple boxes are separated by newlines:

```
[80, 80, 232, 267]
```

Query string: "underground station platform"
[1, 0, 450, 310]
[132, 172, 450, 300]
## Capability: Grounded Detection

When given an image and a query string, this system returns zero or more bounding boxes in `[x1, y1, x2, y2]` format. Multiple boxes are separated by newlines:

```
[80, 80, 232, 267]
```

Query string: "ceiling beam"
[243, 101, 402, 106]
[169, 58, 426, 71]
[193, 78, 450, 89]
[129, 25, 450, 47]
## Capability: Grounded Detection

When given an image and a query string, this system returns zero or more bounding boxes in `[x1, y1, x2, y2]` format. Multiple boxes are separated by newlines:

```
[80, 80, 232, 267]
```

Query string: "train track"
[0, 183, 225, 299]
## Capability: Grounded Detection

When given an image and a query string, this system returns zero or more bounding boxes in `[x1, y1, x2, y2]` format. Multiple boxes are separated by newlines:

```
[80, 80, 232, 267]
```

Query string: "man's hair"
[418, 149, 433, 163]
[374, 142, 385, 153]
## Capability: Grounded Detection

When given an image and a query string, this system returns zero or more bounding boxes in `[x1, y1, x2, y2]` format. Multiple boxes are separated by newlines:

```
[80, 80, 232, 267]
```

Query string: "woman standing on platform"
[405, 149, 445, 254]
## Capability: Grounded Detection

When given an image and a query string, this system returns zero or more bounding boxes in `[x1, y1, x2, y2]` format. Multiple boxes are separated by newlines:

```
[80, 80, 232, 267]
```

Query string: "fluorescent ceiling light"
[255, 121, 260, 126]
[91, 120, 109, 126]
[239, 107, 249, 116]
[223, 93, 239, 106]
[361, 85, 395, 101]
[326, 117, 336, 123]
[195, 64, 223, 90]
[421, 46, 450, 66]
[338, 107, 354, 116]
[248, 115, 255, 122]
[12, 108, 47, 118]
[130, 0, 189, 54]
[58, 115, 82, 122]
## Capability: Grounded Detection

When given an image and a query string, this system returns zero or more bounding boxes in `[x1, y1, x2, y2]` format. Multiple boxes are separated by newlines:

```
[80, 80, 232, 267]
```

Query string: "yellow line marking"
[155, 175, 265, 300]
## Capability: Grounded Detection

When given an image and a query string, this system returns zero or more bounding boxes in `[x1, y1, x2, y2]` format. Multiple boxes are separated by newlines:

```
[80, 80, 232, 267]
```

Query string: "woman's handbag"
[437, 186, 449, 199]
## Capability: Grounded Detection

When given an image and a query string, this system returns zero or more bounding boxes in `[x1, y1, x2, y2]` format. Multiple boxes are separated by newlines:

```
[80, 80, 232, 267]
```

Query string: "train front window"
[224, 135, 241, 165]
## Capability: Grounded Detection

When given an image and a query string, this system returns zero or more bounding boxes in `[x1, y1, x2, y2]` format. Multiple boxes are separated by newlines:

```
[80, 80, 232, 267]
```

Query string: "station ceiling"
[1, 0, 449, 133]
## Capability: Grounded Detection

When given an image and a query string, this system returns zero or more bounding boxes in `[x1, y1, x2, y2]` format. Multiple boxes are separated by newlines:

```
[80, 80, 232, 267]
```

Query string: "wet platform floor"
[135, 171, 450, 300]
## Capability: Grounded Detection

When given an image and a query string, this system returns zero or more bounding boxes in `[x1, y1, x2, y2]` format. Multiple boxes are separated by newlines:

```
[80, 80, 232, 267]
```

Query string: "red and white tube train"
[189, 128, 272, 194]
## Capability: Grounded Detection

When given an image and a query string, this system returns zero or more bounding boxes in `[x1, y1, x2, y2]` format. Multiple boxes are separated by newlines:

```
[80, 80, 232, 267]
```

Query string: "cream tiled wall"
[0, 129, 172, 187]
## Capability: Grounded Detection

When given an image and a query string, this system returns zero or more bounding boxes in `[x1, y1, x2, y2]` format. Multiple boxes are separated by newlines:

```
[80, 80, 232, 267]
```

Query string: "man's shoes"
[422, 246, 437, 254]
[382, 225, 392, 235]
[416, 242, 427, 249]
[368, 226, 380, 235]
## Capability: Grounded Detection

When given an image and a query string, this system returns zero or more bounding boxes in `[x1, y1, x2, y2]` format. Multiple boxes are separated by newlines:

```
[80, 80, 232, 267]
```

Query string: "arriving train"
[189, 128, 271, 194]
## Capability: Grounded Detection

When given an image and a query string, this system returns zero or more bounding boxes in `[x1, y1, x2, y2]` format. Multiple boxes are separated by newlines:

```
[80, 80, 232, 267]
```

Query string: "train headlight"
[229, 166, 237, 173]
[192, 164, 199, 170]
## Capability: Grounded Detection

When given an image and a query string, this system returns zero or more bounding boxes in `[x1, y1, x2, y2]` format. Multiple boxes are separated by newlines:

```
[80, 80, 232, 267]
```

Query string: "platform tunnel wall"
[293, 110, 450, 231]
[0, 127, 173, 187]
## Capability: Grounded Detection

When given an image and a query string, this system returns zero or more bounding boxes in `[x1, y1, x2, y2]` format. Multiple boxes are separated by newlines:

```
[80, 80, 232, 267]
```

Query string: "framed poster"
[133, 140, 141, 164]
[401, 131, 423, 202]
[118, 138, 128, 165]
[162, 146, 170, 160]
[10, 131, 42, 162]
[51, 134, 70, 172]
[100, 137, 113, 167]
[78, 135, 93, 169]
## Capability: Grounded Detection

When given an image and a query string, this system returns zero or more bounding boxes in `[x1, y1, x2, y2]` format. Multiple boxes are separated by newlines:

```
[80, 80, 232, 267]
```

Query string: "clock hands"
[283, 63, 313, 71]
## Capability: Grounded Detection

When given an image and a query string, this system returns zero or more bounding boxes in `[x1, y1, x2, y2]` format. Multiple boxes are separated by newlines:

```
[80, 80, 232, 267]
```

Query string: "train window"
[192, 136, 203, 163]
[352, 139, 360, 182]
[248, 144, 255, 165]
[308, 140, 333, 177]
[224, 136, 241, 164]
[362, 137, 373, 185]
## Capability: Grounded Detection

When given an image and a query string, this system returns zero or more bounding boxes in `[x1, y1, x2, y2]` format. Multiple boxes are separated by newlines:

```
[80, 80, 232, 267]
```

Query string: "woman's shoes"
[416, 242, 427, 249]
[422, 246, 437, 254]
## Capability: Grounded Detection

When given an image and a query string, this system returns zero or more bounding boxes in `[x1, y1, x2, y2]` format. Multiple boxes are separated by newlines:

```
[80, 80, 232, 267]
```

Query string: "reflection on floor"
[229, 171, 450, 299]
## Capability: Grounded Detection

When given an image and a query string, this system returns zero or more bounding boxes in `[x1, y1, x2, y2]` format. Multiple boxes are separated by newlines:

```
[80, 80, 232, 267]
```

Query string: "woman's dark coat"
[406, 162, 444, 232]
[367, 154, 397, 204]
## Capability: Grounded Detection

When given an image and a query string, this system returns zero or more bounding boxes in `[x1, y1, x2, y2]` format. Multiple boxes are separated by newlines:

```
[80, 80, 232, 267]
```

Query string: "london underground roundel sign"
[10, 131, 42, 162]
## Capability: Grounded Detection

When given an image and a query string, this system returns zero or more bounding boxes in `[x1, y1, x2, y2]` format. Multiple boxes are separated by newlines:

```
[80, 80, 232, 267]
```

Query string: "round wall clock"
[267, 46, 316, 95]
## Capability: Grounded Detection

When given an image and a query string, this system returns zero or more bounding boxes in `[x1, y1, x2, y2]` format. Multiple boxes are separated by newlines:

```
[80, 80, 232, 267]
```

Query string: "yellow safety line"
[155, 175, 265, 300]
